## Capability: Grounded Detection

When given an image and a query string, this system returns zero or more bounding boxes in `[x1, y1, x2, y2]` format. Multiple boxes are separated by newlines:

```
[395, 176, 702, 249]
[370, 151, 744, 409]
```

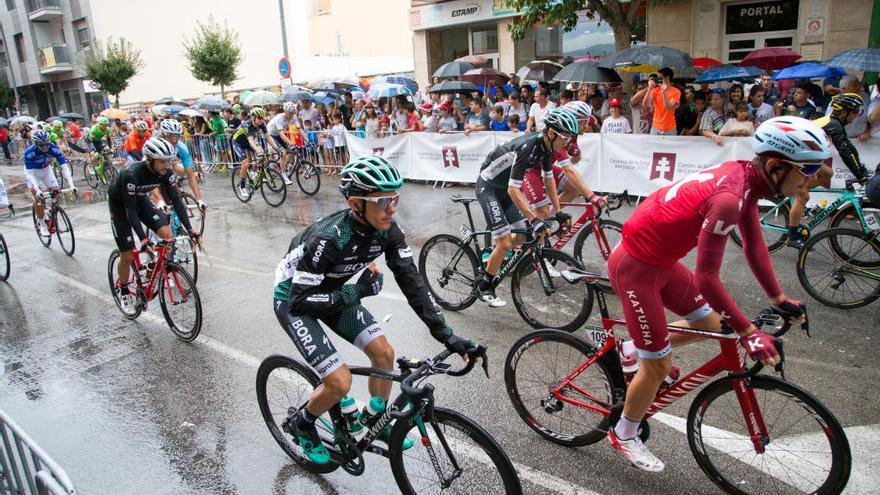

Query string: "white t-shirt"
[528, 101, 556, 131]
[438, 116, 457, 132]
[330, 123, 347, 147]
[298, 108, 320, 127]
[266, 112, 294, 137]
[505, 103, 528, 125]
[719, 118, 755, 136]
[601, 115, 632, 134]
[422, 114, 438, 132]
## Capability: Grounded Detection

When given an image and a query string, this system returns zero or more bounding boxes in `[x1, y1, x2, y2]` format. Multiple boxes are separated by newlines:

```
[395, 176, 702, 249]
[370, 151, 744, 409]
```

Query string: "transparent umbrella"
[243, 90, 281, 106]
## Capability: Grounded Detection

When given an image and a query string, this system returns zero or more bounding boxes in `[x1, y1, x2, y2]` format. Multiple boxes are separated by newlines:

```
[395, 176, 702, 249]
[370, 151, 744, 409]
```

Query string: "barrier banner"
[344, 133, 412, 176]
[408, 132, 496, 181]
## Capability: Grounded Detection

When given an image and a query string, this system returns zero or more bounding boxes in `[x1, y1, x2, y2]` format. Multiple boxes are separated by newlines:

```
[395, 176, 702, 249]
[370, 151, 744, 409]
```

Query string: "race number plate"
[865, 213, 880, 231]
[583, 325, 608, 348]
[459, 224, 472, 239]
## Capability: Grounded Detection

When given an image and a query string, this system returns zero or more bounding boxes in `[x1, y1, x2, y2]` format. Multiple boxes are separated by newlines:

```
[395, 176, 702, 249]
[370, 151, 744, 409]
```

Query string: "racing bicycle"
[268, 145, 322, 196]
[231, 153, 287, 207]
[108, 239, 202, 341]
[150, 203, 200, 284]
[256, 344, 523, 494]
[31, 190, 75, 256]
[418, 195, 591, 332]
[544, 191, 628, 275]
[505, 269, 851, 495]
[796, 227, 880, 308]
[83, 148, 119, 188]
[0, 230, 8, 281]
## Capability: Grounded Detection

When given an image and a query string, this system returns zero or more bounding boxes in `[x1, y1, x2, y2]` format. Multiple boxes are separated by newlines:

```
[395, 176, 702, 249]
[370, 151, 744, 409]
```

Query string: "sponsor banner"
[408, 132, 496, 182]
[344, 133, 411, 176]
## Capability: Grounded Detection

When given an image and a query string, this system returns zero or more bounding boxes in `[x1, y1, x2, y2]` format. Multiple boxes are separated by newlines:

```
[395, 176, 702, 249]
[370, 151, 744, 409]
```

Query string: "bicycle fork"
[411, 407, 463, 489]
[731, 378, 772, 453]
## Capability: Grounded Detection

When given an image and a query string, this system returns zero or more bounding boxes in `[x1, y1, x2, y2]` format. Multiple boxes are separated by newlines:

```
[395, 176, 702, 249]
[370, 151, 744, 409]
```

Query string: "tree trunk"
[114, 93, 120, 108]
[220, 83, 225, 99]
[611, 22, 634, 94]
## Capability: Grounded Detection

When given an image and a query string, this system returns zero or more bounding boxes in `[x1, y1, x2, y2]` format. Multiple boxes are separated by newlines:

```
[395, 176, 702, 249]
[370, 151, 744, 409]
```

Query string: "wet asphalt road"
[0, 169, 878, 495]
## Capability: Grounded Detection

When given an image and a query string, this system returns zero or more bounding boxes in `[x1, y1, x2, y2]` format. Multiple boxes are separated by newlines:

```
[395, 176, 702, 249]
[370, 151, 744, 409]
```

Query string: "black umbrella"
[675, 65, 704, 82]
[553, 61, 622, 84]
[429, 81, 479, 95]
[432, 61, 477, 79]
[517, 60, 564, 82]
[600, 46, 694, 72]
[45, 116, 64, 123]
[59, 112, 85, 120]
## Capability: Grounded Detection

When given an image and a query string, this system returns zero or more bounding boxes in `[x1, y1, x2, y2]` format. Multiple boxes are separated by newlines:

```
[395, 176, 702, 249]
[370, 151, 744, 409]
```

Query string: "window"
[74, 18, 89, 49]
[5, 0, 14, 10]
[13, 33, 24, 62]
[470, 26, 498, 55]
[535, 27, 562, 58]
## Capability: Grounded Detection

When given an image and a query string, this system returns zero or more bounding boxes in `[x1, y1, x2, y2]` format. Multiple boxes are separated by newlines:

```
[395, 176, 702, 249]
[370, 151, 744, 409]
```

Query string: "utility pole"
[278, 0, 289, 60]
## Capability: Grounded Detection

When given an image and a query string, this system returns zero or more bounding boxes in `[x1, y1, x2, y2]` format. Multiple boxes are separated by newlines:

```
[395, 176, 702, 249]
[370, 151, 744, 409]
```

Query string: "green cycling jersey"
[49, 128, 65, 144]
[89, 125, 111, 142]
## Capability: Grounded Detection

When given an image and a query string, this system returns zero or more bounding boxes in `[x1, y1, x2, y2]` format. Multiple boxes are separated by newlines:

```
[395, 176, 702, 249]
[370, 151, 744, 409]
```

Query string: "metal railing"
[0, 408, 76, 495]
[36, 45, 71, 71]
[26, 0, 61, 12]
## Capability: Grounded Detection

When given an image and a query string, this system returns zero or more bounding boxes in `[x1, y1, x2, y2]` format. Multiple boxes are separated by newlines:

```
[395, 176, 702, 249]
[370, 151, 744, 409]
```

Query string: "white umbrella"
[180, 108, 206, 118]
[9, 115, 36, 126]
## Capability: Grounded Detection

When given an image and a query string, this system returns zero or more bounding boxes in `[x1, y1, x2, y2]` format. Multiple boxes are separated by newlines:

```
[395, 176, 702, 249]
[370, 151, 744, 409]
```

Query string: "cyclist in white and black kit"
[475, 108, 579, 307]
[272, 155, 477, 465]
[265, 101, 298, 185]
[108, 137, 200, 312]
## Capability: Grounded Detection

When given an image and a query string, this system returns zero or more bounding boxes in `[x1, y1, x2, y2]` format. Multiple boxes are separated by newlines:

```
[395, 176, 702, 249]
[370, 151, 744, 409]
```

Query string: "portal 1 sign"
[725, 0, 798, 35]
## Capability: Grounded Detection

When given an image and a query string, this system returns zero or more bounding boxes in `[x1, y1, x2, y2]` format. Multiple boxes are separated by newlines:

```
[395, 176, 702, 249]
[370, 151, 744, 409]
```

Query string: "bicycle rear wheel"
[54, 207, 75, 256]
[418, 234, 479, 311]
[511, 249, 592, 331]
[107, 249, 143, 320]
[83, 162, 99, 189]
[295, 161, 321, 196]
[0, 233, 9, 281]
[729, 201, 789, 253]
[256, 354, 340, 474]
[231, 167, 254, 202]
[796, 228, 880, 308]
[389, 407, 522, 494]
[505, 329, 623, 446]
[260, 166, 288, 207]
[688, 375, 850, 495]
[31, 205, 52, 247]
[158, 262, 202, 341]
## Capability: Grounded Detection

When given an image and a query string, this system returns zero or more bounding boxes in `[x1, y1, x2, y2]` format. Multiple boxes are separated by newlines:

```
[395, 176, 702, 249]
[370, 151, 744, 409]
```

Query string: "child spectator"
[437, 101, 458, 133]
[489, 105, 510, 131]
[507, 114, 525, 132]
[719, 102, 755, 137]
[600, 99, 632, 134]
[330, 112, 348, 166]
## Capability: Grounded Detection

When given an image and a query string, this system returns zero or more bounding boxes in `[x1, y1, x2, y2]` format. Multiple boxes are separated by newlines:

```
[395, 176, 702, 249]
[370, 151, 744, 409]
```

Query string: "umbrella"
[372, 75, 418, 92]
[281, 88, 313, 102]
[350, 89, 367, 100]
[59, 112, 84, 120]
[675, 66, 704, 82]
[191, 96, 229, 112]
[772, 62, 846, 81]
[553, 61, 622, 84]
[332, 77, 363, 89]
[429, 80, 478, 95]
[457, 55, 486, 65]
[179, 108, 206, 118]
[45, 116, 63, 124]
[100, 108, 129, 119]
[243, 90, 281, 106]
[151, 104, 186, 115]
[462, 68, 510, 87]
[367, 84, 412, 100]
[154, 96, 188, 106]
[740, 47, 801, 70]
[432, 60, 477, 79]
[695, 64, 763, 83]
[8, 115, 35, 126]
[692, 57, 722, 70]
[600, 46, 693, 72]
[517, 60, 564, 82]
[311, 91, 344, 106]
[825, 48, 880, 73]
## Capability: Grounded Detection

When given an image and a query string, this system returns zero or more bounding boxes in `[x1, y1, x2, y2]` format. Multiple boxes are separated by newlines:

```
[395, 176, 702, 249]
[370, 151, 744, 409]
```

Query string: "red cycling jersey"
[621, 160, 782, 332]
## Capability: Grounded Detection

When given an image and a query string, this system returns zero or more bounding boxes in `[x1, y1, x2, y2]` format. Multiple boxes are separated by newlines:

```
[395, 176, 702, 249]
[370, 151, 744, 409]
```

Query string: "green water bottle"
[340, 396, 363, 436]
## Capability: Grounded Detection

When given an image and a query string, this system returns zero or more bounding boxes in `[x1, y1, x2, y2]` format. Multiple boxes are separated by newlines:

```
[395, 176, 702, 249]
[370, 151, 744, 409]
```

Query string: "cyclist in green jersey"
[48, 120, 74, 190]
[89, 116, 114, 177]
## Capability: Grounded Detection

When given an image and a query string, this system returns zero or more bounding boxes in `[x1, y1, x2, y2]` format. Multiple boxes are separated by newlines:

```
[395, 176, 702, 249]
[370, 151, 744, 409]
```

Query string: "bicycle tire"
[83, 162, 99, 189]
[511, 249, 592, 331]
[158, 262, 202, 341]
[418, 234, 480, 311]
[796, 228, 880, 308]
[260, 166, 287, 207]
[571, 219, 622, 276]
[295, 161, 321, 196]
[687, 375, 851, 495]
[31, 205, 52, 247]
[0, 233, 9, 281]
[107, 249, 143, 320]
[181, 191, 205, 237]
[828, 203, 880, 268]
[505, 329, 624, 446]
[173, 225, 198, 285]
[255, 354, 340, 474]
[231, 167, 254, 203]
[389, 407, 522, 494]
[729, 201, 790, 253]
[54, 207, 75, 256]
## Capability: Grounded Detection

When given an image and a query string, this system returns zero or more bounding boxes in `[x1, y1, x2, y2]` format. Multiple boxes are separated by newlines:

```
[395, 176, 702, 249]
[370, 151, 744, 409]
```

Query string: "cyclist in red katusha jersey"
[605, 116, 827, 472]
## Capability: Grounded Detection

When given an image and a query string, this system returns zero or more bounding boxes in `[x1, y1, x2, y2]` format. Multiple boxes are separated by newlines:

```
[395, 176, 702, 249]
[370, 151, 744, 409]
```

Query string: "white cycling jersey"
[266, 112, 295, 138]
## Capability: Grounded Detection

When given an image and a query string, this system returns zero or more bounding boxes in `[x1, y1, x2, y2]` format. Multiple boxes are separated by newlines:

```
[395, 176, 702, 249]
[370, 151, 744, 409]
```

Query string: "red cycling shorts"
[521, 165, 567, 208]
[607, 245, 712, 359]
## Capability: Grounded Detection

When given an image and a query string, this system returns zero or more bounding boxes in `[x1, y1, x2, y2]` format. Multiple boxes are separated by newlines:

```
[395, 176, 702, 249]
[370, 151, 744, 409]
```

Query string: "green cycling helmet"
[544, 108, 579, 137]
[339, 155, 403, 198]
[52, 120, 64, 128]
[97, 116, 110, 126]
[250, 107, 266, 118]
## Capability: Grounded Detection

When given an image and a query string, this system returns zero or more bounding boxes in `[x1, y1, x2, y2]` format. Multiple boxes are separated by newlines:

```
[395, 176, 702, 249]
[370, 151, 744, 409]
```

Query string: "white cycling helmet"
[143, 137, 177, 161]
[753, 116, 831, 167]
[562, 100, 593, 120]
[134, 120, 149, 131]
[283, 101, 296, 113]
[159, 119, 183, 136]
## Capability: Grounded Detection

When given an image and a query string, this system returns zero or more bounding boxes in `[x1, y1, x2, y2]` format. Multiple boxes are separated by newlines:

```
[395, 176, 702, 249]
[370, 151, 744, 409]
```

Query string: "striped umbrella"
[372, 75, 417, 92]
[825, 48, 880, 73]
[367, 84, 412, 100]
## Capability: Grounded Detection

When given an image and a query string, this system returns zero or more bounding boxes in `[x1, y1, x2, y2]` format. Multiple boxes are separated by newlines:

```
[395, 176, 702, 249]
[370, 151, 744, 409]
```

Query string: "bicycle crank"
[336, 434, 365, 476]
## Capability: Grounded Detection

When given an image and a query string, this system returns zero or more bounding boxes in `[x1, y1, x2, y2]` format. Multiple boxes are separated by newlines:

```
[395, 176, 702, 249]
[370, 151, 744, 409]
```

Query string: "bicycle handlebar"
[728, 307, 809, 379]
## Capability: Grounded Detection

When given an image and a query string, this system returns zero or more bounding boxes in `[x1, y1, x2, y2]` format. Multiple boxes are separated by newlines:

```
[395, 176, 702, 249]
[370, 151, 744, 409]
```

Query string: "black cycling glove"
[355, 269, 383, 298]
[530, 218, 549, 236]
[443, 334, 475, 356]
[555, 211, 571, 225]
[772, 297, 805, 321]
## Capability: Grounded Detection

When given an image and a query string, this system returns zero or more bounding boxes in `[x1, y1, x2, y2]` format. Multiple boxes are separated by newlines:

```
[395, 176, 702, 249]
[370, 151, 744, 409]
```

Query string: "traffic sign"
[278, 58, 291, 79]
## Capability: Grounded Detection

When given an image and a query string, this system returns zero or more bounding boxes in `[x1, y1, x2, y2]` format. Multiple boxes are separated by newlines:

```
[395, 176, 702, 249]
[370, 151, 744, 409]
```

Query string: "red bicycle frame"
[125, 241, 190, 305]
[551, 202, 615, 261]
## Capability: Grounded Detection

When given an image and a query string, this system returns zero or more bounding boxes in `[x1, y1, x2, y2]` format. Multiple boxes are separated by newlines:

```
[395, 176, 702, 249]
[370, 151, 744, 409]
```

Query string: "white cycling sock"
[614, 415, 641, 441]
[621, 340, 638, 359]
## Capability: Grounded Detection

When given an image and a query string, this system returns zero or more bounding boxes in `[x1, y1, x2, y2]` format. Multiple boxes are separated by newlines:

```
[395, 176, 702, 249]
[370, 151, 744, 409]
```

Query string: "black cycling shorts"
[232, 139, 253, 161]
[92, 140, 106, 153]
[109, 198, 167, 251]
[476, 177, 527, 239]
[273, 299, 385, 378]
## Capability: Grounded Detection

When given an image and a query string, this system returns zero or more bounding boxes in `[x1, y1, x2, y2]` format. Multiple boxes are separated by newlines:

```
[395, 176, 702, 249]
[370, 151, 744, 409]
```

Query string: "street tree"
[502, 0, 645, 51]
[0, 77, 15, 112]
[82, 37, 144, 108]
[182, 17, 243, 98]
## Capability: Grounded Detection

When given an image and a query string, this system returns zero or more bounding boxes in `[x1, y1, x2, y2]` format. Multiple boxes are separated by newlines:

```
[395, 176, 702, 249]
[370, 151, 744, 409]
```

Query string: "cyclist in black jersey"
[273, 155, 477, 465]
[108, 137, 200, 312]
[474, 108, 579, 307]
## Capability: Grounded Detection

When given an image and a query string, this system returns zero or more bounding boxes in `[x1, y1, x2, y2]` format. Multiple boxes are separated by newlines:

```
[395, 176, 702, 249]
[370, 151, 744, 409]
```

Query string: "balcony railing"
[37, 44, 73, 73]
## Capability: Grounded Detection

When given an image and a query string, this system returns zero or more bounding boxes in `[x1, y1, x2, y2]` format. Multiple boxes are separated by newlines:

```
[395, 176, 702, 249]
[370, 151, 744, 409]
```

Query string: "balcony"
[37, 44, 73, 74]
[27, 0, 62, 21]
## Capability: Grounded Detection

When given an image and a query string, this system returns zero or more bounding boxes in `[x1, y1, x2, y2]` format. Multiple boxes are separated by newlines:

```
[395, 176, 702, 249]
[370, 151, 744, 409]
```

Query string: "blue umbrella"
[367, 83, 412, 100]
[151, 103, 186, 115]
[372, 75, 417, 92]
[312, 91, 344, 106]
[825, 48, 880, 72]
[695, 64, 763, 83]
[772, 63, 847, 81]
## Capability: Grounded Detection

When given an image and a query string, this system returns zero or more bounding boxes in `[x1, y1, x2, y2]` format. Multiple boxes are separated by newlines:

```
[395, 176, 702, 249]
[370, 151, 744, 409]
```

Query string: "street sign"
[278, 57, 291, 79]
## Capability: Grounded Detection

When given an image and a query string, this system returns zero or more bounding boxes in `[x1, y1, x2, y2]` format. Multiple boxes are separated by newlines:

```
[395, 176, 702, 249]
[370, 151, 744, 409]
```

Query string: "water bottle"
[340, 396, 363, 437]
[358, 396, 386, 431]
[480, 247, 492, 264]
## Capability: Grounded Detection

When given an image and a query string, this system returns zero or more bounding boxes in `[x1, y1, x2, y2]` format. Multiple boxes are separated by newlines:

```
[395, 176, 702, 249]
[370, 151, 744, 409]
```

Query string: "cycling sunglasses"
[349, 193, 400, 209]
[780, 159, 823, 177]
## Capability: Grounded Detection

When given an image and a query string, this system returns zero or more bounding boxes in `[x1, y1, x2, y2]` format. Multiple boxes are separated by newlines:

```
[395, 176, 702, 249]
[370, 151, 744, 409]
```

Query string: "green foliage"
[82, 37, 144, 107]
[182, 17, 243, 93]
[0, 77, 14, 110]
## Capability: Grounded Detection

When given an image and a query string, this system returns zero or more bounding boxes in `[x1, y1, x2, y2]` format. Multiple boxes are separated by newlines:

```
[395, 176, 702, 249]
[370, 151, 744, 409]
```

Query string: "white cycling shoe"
[477, 284, 507, 308]
[607, 429, 665, 472]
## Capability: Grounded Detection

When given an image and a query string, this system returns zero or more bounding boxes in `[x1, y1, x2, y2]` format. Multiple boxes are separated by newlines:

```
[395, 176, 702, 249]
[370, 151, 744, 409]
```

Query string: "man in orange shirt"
[123, 120, 152, 162]
[641, 67, 680, 135]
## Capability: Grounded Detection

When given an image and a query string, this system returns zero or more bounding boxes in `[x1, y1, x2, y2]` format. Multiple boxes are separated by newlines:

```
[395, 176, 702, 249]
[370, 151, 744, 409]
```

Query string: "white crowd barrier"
[346, 132, 880, 196]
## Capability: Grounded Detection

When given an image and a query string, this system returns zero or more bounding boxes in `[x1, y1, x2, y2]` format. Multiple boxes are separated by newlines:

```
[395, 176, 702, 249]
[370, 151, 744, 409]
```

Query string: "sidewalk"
[1, 160, 32, 206]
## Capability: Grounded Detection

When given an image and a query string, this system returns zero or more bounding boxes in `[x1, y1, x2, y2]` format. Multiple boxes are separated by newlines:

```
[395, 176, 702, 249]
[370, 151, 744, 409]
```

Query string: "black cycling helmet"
[829, 93, 864, 113]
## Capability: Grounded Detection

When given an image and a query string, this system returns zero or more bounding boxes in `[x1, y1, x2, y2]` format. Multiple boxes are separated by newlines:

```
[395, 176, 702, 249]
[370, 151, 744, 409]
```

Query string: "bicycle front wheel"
[511, 248, 592, 331]
[83, 161, 99, 189]
[796, 228, 880, 308]
[418, 234, 479, 311]
[688, 375, 850, 495]
[260, 166, 288, 207]
[158, 262, 202, 341]
[31, 205, 52, 247]
[0, 233, 10, 281]
[389, 407, 522, 495]
[295, 161, 321, 196]
[54, 207, 75, 256]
